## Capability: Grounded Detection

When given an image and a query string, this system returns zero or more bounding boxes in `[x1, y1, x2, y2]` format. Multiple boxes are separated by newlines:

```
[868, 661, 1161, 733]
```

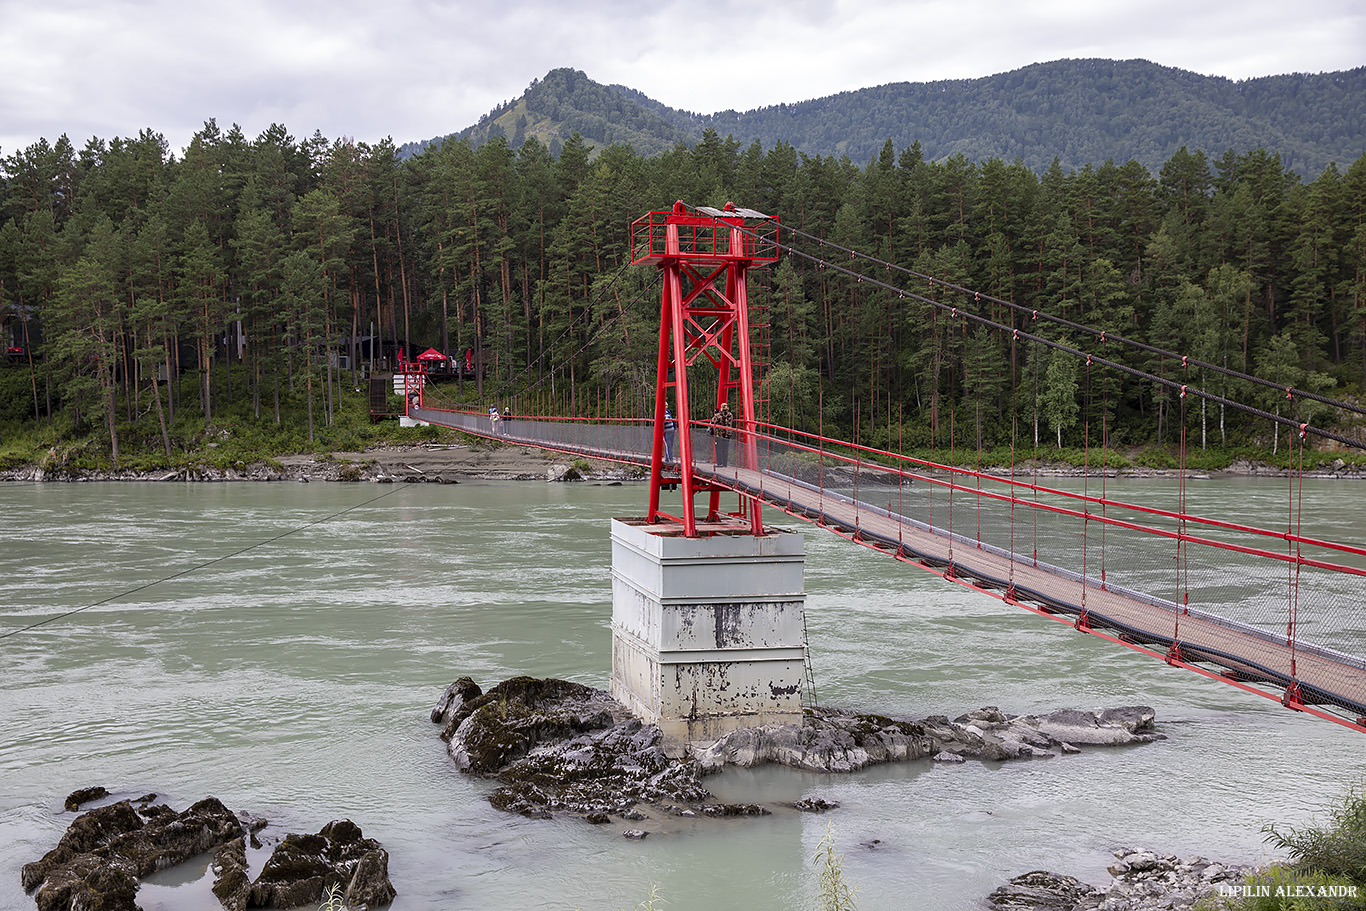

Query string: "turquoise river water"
[0, 477, 1362, 910]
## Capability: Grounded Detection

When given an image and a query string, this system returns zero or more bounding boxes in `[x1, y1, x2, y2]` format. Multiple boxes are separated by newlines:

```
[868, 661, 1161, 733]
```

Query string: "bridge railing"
[409, 401, 1366, 718]
[736, 421, 1366, 711]
[410, 405, 658, 467]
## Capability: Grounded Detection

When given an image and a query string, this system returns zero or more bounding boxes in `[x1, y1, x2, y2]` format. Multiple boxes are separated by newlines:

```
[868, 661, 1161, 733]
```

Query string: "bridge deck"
[704, 460, 1366, 720]
[409, 405, 1366, 722]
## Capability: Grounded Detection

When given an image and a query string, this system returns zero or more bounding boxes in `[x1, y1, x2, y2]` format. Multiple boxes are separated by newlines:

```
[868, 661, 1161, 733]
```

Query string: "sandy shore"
[0, 442, 641, 483]
[3, 440, 1363, 483]
[283, 442, 637, 482]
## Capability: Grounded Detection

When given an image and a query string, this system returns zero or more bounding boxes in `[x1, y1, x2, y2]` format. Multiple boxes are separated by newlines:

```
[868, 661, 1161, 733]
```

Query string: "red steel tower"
[630, 202, 779, 537]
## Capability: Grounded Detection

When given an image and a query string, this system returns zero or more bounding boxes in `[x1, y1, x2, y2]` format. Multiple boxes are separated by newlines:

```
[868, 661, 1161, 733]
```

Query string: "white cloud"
[0, 0, 1361, 158]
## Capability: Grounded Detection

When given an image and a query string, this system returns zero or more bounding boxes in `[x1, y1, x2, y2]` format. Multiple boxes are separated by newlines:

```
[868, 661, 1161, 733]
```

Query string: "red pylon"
[631, 201, 778, 536]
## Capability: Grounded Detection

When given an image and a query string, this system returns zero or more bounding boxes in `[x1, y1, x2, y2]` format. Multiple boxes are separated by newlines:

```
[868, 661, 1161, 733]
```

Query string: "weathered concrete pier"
[609, 517, 808, 749]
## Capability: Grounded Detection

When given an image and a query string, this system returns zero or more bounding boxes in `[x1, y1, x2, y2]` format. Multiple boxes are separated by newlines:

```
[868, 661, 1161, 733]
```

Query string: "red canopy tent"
[416, 348, 446, 363]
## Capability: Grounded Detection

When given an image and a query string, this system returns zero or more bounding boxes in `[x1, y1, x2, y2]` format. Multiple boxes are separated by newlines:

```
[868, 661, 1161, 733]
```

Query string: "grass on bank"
[0, 367, 450, 473]
[3, 363, 1365, 476]
[1201, 785, 1366, 911]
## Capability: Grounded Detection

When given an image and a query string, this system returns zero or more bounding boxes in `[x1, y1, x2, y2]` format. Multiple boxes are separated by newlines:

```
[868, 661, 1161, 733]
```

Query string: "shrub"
[1264, 786, 1366, 887]
[1202, 786, 1366, 911]
[813, 823, 858, 911]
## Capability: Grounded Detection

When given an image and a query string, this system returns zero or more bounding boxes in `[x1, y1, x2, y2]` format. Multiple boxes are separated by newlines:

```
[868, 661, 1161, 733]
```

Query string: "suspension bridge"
[407, 202, 1366, 735]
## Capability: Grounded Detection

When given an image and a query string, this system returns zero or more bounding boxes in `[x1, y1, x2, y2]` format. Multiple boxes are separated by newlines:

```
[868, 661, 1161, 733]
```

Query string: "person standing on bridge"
[489, 405, 501, 435]
[710, 401, 734, 467]
[663, 408, 677, 463]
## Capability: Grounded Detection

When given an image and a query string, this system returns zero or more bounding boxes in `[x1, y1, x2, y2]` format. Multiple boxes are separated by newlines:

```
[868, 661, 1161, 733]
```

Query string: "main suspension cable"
[775, 218, 1366, 420]
[760, 221, 1366, 452]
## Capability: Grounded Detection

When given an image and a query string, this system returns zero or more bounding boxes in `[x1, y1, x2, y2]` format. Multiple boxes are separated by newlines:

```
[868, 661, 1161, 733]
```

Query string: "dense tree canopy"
[3, 117, 1366, 461]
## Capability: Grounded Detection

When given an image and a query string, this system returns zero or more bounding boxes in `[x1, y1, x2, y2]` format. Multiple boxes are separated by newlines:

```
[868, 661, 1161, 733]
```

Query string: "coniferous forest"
[2, 107, 1366, 469]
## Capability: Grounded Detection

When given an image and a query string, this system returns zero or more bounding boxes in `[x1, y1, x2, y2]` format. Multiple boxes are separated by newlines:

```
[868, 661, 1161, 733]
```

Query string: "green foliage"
[4, 90, 1366, 469]
[1264, 786, 1366, 888]
[0, 367, 38, 422]
[1200, 866, 1366, 911]
[1206, 869, 1364, 911]
[1205, 785, 1366, 911]
[813, 823, 858, 911]
[1134, 446, 1178, 469]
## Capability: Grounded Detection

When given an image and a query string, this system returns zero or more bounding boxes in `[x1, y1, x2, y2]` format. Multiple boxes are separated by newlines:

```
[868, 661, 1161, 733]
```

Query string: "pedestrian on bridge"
[489, 406, 501, 435]
[710, 401, 734, 467]
[663, 408, 677, 463]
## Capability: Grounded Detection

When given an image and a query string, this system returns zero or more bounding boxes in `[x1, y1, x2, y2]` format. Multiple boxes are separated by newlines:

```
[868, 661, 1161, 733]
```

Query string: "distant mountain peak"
[401, 60, 1366, 177]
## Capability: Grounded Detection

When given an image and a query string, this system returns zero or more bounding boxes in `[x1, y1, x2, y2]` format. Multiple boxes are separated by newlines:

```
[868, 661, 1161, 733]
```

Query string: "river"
[0, 477, 1361, 910]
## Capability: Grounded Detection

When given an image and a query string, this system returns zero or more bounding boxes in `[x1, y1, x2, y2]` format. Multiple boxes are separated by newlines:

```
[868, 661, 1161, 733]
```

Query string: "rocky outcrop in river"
[989, 849, 1252, 911]
[434, 675, 1164, 825]
[21, 791, 394, 911]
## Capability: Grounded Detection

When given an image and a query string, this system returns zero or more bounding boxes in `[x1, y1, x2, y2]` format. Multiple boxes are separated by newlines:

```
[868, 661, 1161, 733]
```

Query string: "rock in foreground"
[21, 794, 394, 911]
[22, 797, 242, 911]
[434, 675, 1164, 822]
[988, 850, 1251, 911]
[246, 819, 396, 910]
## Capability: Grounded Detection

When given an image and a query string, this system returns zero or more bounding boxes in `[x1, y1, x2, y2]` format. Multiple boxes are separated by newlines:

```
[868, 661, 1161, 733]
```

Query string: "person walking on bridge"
[663, 408, 677, 463]
[710, 401, 734, 467]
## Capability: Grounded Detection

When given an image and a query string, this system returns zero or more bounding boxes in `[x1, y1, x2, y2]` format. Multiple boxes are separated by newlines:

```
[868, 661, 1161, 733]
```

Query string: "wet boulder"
[63, 786, 110, 812]
[696, 705, 1162, 772]
[1017, 706, 1161, 746]
[489, 718, 710, 818]
[987, 870, 1098, 911]
[22, 797, 242, 910]
[444, 676, 621, 771]
[211, 836, 250, 911]
[431, 675, 483, 726]
[249, 819, 395, 910]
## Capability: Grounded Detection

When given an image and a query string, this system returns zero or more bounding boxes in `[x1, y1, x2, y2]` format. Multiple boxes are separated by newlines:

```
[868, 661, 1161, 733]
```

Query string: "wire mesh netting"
[413, 404, 1366, 722]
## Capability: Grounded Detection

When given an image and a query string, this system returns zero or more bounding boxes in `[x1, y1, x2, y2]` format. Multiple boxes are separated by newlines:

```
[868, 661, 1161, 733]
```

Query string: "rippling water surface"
[1, 478, 1362, 910]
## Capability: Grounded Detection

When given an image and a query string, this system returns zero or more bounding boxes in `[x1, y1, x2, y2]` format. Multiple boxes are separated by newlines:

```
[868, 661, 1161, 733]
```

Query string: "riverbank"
[5, 440, 1366, 483]
[0, 442, 641, 484]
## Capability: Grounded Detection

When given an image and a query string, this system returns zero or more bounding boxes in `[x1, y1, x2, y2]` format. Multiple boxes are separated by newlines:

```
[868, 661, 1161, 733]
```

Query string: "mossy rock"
[448, 677, 614, 774]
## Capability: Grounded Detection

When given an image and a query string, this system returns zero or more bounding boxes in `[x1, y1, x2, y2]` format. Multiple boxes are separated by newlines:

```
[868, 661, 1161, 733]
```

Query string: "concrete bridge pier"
[609, 517, 808, 752]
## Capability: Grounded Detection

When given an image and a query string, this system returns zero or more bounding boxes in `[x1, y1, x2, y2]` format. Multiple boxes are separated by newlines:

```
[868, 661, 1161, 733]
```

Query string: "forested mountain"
[403, 68, 700, 160]
[4, 114, 1366, 466]
[416, 60, 1366, 178]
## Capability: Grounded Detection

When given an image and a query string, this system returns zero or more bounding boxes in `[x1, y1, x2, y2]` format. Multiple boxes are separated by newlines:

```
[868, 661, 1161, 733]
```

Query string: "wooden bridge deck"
[701, 460, 1366, 721]
[407, 404, 1366, 723]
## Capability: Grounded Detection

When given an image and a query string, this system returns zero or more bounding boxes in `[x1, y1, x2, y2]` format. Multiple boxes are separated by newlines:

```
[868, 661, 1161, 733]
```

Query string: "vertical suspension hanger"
[1099, 333, 1109, 591]
[1284, 399, 1307, 709]
[1008, 324, 1019, 600]
[1079, 351, 1092, 628]
[1031, 313, 1040, 568]
[1169, 358, 1190, 666]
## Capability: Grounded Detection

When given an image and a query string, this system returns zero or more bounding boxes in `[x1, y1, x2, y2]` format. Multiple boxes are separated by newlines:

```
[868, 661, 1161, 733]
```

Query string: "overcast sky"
[2, 0, 1363, 159]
